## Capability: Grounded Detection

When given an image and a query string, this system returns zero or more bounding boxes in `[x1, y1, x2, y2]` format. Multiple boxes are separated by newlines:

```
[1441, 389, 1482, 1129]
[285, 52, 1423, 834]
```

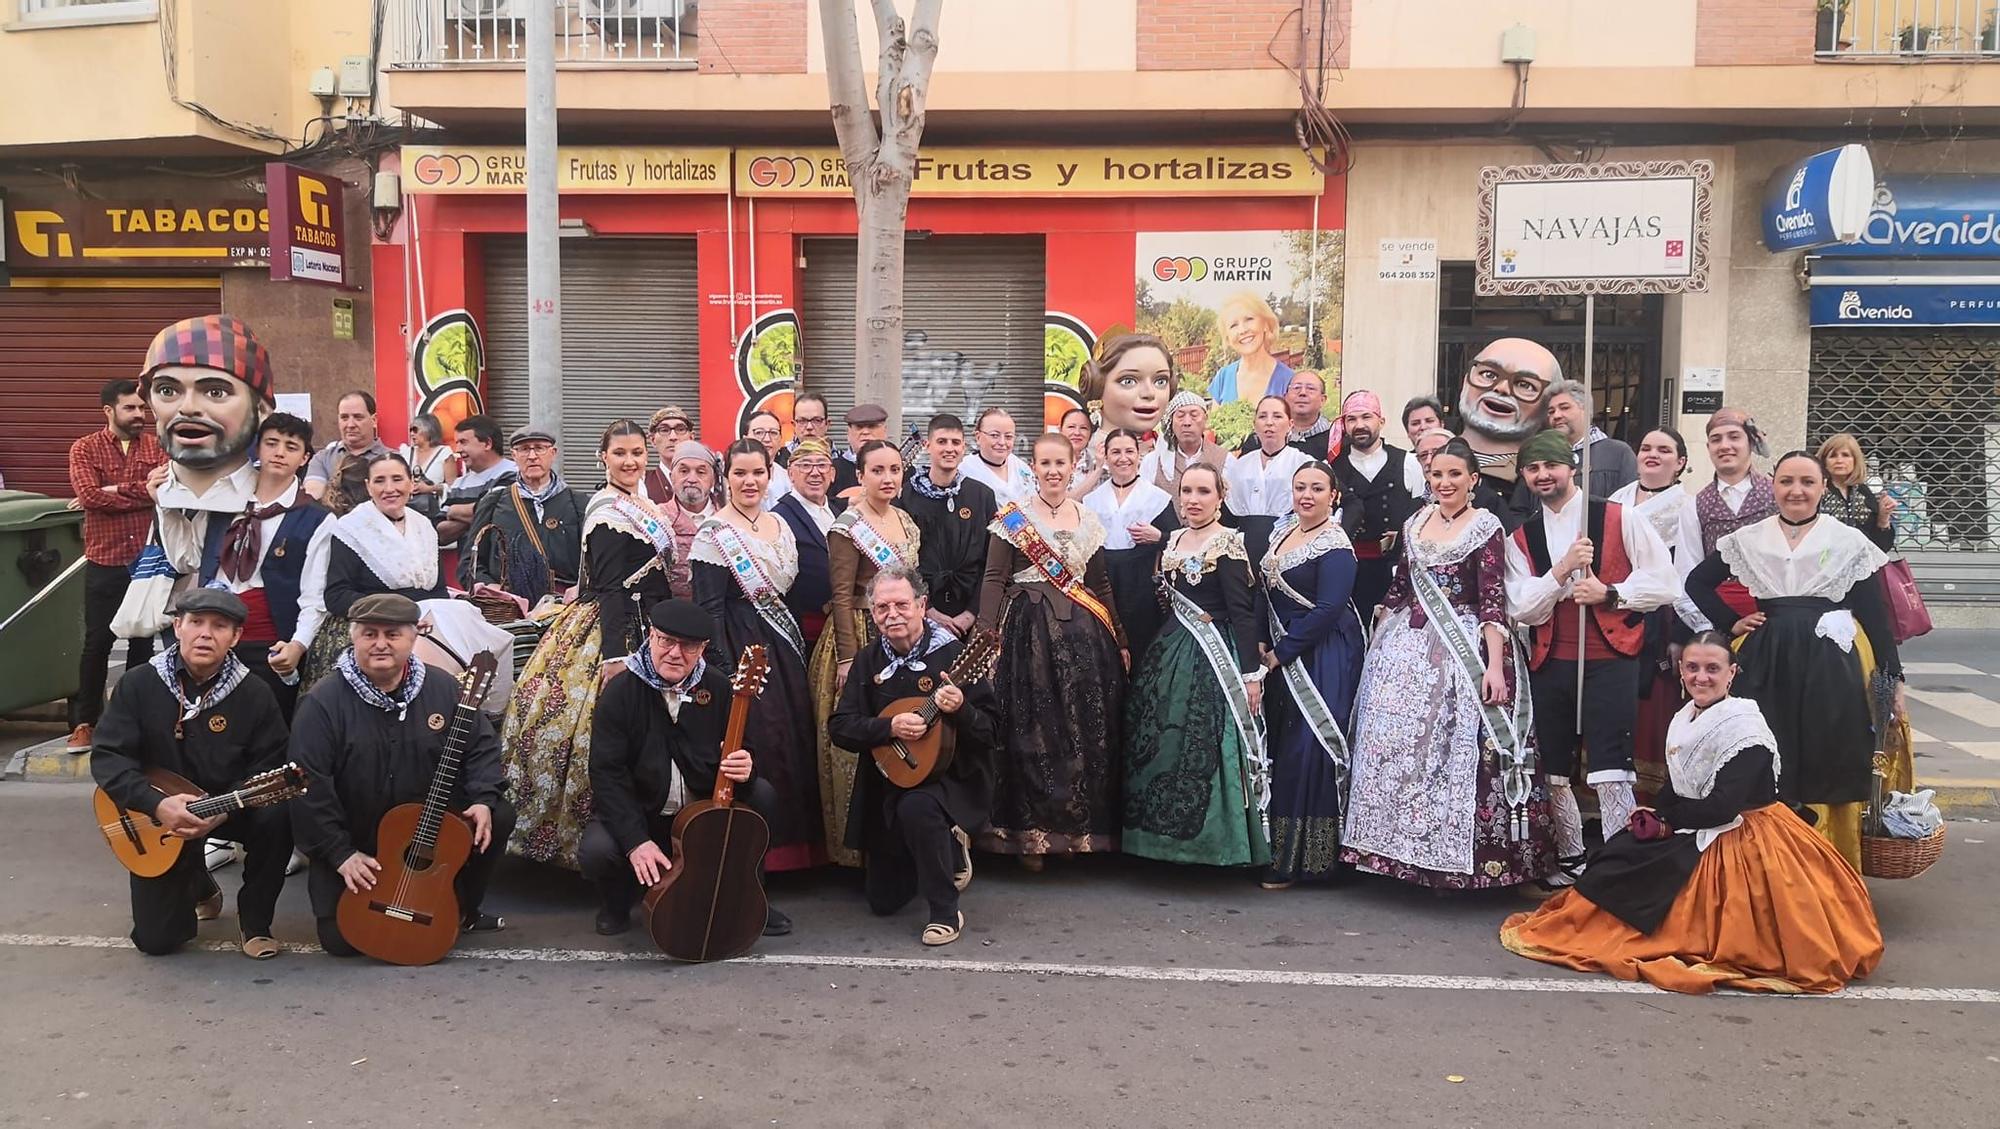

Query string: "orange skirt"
[1500, 804, 1884, 994]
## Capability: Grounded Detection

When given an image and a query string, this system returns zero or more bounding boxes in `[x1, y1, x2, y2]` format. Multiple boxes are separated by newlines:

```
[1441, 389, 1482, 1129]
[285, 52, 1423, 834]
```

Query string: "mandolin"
[335, 653, 497, 967]
[870, 629, 1001, 789]
[643, 645, 773, 962]
[95, 764, 308, 878]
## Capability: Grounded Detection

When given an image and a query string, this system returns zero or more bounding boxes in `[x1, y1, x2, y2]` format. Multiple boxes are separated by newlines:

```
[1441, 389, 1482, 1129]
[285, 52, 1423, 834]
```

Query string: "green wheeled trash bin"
[0, 491, 87, 716]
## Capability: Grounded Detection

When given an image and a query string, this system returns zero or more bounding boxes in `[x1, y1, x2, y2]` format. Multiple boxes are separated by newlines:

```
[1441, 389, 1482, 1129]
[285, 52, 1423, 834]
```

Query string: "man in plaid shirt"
[66, 378, 168, 751]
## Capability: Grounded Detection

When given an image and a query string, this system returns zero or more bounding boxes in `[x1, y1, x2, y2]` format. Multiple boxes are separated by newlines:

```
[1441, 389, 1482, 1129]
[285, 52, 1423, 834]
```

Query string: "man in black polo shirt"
[1331, 390, 1426, 622]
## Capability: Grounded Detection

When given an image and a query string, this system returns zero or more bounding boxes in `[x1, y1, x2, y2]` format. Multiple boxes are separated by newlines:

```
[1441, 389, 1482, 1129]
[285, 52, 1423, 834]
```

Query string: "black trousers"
[579, 777, 780, 910]
[74, 561, 154, 728]
[1531, 656, 1641, 781]
[1350, 554, 1396, 626]
[232, 640, 298, 722]
[864, 788, 962, 922]
[128, 805, 291, 955]
[307, 795, 518, 957]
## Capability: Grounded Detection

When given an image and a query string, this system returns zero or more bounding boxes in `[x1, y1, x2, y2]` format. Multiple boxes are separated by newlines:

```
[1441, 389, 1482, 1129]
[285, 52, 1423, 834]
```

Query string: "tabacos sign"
[266, 163, 345, 287]
[1822, 175, 2000, 258]
[3, 191, 268, 271]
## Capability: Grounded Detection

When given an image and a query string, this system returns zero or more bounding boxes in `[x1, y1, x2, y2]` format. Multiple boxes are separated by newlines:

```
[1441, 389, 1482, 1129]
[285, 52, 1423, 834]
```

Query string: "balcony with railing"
[1816, 0, 2000, 58]
[392, 0, 696, 68]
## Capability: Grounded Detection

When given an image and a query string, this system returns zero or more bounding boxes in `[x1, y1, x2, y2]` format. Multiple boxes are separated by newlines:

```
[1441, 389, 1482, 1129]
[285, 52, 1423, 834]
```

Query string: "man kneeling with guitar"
[91, 589, 293, 958]
[290, 594, 516, 956]
[583, 598, 789, 938]
[827, 566, 1000, 946]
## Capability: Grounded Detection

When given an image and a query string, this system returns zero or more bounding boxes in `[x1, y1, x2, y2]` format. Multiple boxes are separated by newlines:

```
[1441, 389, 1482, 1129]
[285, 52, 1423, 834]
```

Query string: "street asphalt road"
[2, 781, 1997, 1128]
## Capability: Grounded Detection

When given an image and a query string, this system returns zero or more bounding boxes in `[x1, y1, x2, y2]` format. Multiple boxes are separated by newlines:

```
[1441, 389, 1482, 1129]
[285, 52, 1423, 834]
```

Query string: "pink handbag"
[1880, 558, 1933, 644]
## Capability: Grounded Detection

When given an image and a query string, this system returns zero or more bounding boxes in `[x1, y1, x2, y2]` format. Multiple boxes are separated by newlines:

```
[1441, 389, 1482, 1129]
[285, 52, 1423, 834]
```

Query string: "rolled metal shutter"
[0, 285, 219, 496]
[800, 236, 1045, 445]
[484, 237, 700, 471]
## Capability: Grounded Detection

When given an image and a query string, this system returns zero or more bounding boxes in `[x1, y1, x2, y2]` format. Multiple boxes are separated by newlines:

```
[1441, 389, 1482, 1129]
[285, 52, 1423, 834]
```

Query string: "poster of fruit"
[1134, 229, 1343, 448]
[409, 308, 484, 437]
[736, 309, 801, 439]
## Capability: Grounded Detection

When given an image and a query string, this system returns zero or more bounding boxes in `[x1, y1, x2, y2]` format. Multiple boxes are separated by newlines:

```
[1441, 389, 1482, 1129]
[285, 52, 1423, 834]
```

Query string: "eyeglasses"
[979, 429, 1016, 444]
[514, 442, 554, 455]
[1465, 362, 1548, 402]
[651, 422, 691, 436]
[793, 415, 827, 425]
[649, 633, 706, 654]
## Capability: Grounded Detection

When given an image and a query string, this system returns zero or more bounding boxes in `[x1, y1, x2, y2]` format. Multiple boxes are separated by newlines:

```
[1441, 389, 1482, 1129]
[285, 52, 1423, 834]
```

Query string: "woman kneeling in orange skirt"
[1501, 631, 1883, 995]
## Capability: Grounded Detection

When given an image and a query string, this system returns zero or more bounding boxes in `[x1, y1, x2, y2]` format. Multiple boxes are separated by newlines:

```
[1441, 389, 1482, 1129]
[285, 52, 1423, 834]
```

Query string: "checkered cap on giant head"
[142, 313, 275, 405]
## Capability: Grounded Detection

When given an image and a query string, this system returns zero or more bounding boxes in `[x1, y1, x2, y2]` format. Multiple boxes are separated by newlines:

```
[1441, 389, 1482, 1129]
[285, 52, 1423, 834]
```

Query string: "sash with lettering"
[1261, 520, 1353, 800]
[833, 509, 919, 572]
[1407, 549, 1537, 841]
[701, 519, 807, 657]
[1163, 571, 1271, 836]
[991, 502, 1117, 638]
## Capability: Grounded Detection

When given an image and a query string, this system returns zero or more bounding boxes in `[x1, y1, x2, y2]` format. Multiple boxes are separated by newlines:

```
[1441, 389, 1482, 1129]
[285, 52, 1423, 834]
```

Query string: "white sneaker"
[203, 839, 240, 873]
[285, 849, 308, 876]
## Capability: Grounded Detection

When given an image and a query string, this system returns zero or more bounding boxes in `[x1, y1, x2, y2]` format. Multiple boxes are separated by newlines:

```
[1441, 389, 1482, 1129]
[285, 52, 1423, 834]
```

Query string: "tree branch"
[820, 0, 879, 197]
[871, 0, 906, 130]
[878, 0, 942, 166]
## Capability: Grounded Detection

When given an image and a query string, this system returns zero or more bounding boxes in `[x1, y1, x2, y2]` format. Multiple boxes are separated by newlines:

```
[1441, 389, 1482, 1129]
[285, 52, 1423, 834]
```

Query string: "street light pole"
[526, 0, 562, 439]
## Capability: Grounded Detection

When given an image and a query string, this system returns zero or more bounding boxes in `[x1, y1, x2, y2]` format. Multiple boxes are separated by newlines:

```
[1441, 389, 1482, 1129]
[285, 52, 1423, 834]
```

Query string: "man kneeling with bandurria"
[91, 589, 291, 959]
[581, 598, 792, 939]
[827, 566, 1000, 946]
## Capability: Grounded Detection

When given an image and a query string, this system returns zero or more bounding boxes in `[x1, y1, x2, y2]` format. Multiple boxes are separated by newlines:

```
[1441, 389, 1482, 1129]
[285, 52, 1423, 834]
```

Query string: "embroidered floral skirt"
[809, 610, 871, 868]
[299, 615, 351, 695]
[1121, 622, 1270, 867]
[1341, 607, 1552, 889]
[500, 600, 604, 869]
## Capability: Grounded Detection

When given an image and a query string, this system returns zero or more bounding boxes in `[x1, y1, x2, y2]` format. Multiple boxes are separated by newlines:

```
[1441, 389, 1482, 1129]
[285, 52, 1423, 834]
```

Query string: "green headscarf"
[1519, 428, 1576, 469]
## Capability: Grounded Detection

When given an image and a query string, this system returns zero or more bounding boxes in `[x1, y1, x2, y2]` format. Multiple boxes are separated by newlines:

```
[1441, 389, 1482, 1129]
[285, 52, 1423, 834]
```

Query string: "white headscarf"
[1664, 695, 1780, 849]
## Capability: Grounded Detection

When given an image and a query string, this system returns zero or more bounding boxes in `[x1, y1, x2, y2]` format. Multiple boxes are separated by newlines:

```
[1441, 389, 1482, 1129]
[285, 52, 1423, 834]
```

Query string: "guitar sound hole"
[403, 850, 437, 873]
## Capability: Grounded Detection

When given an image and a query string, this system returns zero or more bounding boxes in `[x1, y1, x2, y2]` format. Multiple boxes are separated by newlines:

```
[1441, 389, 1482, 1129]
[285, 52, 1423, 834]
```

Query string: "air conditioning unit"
[579, 0, 692, 25]
[449, 0, 525, 19]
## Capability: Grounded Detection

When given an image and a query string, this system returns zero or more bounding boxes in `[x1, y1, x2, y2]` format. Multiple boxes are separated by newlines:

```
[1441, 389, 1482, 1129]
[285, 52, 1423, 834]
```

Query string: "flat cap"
[648, 598, 715, 643]
[348, 593, 423, 626]
[509, 423, 557, 448]
[170, 587, 250, 624]
[846, 402, 887, 426]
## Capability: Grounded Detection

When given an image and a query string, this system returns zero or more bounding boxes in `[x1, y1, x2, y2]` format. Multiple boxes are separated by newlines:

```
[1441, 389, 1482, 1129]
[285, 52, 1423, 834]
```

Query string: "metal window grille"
[1808, 329, 2000, 554]
[1814, 0, 2000, 59]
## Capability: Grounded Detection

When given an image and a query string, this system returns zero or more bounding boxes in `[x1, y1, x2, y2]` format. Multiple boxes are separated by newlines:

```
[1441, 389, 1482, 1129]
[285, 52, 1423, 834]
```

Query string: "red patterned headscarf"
[141, 314, 275, 405]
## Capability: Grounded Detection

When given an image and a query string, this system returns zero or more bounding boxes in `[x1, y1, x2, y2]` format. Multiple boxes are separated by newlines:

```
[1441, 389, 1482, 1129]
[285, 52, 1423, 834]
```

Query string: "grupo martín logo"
[1152, 256, 1209, 282]
[745, 155, 818, 189]
[410, 151, 481, 188]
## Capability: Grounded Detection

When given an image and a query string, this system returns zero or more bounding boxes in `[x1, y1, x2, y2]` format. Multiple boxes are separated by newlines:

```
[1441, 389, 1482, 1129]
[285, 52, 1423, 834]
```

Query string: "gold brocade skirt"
[810, 609, 872, 868]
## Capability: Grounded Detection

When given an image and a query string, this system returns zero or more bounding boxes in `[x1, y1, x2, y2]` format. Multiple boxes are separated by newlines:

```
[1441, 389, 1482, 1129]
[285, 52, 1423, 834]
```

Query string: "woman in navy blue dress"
[1258, 460, 1364, 887]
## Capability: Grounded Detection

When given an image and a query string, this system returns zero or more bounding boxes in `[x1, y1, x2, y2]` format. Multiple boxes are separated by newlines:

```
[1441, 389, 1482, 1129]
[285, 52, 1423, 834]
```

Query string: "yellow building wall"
[1349, 0, 1698, 69]
[806, 0, 1138, 75]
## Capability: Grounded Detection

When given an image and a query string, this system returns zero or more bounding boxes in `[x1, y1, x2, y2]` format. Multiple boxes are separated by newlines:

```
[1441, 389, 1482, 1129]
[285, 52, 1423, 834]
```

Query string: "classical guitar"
[870, 629, 1001, 789]
[95, 764, 308, 878]
[335, 653, 497, 967]
[643, 645, 773, 963]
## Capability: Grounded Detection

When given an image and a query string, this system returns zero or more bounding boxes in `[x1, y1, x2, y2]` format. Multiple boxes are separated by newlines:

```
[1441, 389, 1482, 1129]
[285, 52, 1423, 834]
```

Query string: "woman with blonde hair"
[1815, 432, 1896, 552]
[1207, 293, 1293, 406]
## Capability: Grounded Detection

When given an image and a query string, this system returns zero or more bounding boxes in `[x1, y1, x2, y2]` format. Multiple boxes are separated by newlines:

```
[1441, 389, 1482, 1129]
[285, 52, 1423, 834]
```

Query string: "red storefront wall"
[370, 174, 1344, 449]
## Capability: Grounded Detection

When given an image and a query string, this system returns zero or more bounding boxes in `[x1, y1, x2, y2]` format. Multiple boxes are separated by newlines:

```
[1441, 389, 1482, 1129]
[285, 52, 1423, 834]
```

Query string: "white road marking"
[1904, 663, 1988, 678]
[1907, 689, 2000, 731]
[2, 932, 1997, 1003]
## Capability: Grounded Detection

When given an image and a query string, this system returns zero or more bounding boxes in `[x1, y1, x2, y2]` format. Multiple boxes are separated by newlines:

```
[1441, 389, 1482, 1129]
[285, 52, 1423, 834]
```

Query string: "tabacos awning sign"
[734, 146, 1324, 198]
[3, 191, 268, 271]
[1760, 145, 1874, 252]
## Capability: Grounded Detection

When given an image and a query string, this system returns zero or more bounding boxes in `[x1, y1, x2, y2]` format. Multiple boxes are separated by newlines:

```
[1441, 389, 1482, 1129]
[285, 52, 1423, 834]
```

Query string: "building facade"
[6, 0, 1998, 609]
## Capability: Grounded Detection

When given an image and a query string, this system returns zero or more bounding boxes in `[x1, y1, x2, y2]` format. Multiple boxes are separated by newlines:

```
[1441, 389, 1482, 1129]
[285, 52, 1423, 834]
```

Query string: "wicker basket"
[1860, 824, 1945, 880]
[462, 526, 527, 625]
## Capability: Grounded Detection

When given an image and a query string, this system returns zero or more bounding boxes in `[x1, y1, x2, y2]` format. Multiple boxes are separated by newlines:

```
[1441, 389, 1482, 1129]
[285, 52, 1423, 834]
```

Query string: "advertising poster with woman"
[1134, 229, 1343, 448]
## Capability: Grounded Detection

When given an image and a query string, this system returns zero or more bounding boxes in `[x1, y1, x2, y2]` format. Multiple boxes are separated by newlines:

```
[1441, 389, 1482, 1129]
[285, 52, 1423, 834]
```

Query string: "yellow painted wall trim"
[8, 276, 221, 289]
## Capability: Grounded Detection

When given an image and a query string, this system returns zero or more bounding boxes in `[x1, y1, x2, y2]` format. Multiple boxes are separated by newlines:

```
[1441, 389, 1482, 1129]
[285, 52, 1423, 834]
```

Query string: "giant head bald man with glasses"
[1457, 337, 1558, 528]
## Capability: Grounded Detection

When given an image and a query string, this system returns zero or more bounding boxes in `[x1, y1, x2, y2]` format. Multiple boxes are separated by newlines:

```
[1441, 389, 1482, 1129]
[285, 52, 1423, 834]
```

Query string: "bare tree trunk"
[819, 0, 943, 434]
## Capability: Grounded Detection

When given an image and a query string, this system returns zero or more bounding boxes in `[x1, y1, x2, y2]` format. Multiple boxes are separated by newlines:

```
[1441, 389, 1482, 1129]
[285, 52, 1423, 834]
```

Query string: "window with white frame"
[17, 0, 159, 24]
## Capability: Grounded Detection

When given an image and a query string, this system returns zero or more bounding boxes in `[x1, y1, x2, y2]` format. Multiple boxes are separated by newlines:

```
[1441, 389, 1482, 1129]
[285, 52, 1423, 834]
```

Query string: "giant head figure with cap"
[1458, 336, 1558, 483]
[142, 313, 275, 500]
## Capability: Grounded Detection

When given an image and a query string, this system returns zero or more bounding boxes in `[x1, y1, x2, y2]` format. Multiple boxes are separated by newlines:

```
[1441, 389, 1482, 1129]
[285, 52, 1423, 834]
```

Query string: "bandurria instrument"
[870, 629, 1001, 789]
[643, 645, 772, 962]
[95, 764, 308, 878]
[335, 653, 497, 967]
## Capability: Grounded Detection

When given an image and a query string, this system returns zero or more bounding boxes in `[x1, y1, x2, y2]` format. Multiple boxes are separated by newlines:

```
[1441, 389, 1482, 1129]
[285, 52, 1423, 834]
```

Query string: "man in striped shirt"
[66, 378, 168, 751]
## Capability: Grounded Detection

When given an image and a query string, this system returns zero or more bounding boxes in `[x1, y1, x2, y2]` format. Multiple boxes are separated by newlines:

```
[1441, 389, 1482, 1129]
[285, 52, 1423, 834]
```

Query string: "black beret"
[647, 598, 715, 643]
[169, 587, 249, 624]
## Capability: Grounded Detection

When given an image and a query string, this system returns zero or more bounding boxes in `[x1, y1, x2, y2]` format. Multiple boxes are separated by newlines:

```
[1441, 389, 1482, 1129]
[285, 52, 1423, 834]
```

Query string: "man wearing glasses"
[580, 598, 790, 938]
[776, 392, 831, 470]
[642, 406, 695, 504]
[1456, 337, 1558, 531]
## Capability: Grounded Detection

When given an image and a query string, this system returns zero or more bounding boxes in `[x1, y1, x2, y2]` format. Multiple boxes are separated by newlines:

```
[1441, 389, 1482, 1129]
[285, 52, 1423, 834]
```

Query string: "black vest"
[1333, 444, 1417, 542]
